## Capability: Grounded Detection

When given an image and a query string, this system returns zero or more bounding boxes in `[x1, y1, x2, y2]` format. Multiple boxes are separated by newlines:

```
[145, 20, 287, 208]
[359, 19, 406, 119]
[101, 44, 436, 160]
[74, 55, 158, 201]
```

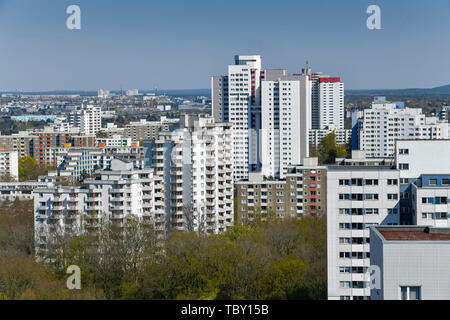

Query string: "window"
[400, 286, 421, 300]
[429, 179, 437, 186]
[387, 179, 398, 185]
[443, 179, 450, 185]
[399, 163, 409, 170]
[388, 193, 398, 200]
[435, 212, 447, 220]
[388, 208, 398, 215]
[422, 212, 432, 219]
[399, 149, 409, 155]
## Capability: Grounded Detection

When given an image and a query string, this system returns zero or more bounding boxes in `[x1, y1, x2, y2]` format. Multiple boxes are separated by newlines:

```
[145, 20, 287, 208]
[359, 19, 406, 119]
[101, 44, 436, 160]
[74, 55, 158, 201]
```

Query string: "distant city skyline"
[0, 0, 450, 91]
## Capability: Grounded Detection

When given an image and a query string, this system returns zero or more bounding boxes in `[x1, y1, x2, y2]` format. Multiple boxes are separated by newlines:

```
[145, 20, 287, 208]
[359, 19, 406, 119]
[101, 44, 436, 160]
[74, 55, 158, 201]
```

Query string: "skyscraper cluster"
[212, 55, 344, 180]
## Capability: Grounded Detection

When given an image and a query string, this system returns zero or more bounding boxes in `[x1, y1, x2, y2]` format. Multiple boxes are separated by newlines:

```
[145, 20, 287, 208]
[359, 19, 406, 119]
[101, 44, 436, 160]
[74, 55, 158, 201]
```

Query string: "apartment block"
[212, 55, 276, 180]
[69, 105, 102, 136]
[358, 97, 449, 158]
[48, 145, 146, 181]
[370, 226, 450, 300]
[147, 116, 234, 234]
[327, 162, 400, 300]
[260, 74, 312, 179]
[411, 174, 450, 227]
[236, 159, 326, 224]
[95, 135, 133, 147]
[122, 117, 180, 141]
[303, 68, 344, 130]
[0, 179, 54, 201]
[395, 139, 450, 224]
[0, 150, 18, 181]
[0, 130, 95, 165]
[34, 159, 161, 254]
[309, 128, 351, 147]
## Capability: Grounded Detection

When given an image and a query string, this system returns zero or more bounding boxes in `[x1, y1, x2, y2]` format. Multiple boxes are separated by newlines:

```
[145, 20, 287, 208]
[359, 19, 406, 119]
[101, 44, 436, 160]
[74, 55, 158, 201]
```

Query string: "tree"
[18, 156, 55, 181]
[96, 131, 108, 138]
[0, 173, 16, 182]
[310, 133, 347, 164]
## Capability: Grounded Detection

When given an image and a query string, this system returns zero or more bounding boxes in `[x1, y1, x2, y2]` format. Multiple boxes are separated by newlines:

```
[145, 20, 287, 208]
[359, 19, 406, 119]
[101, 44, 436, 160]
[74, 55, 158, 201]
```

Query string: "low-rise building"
[370, 225, 450, 300]
[235, 159, 326, 223]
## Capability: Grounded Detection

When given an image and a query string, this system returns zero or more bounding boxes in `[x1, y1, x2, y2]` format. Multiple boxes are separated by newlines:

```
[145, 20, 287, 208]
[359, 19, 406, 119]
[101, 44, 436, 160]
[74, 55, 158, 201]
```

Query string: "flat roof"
[375, 226, 450, 241]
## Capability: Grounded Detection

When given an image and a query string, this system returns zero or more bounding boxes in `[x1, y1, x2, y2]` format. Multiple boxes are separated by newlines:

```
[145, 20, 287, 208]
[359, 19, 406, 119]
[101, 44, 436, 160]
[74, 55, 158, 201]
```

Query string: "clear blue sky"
[0, 0, 449, 91]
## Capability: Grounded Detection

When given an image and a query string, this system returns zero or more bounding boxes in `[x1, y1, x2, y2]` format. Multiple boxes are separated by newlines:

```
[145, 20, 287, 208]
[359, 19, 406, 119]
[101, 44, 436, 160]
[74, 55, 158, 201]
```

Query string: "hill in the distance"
[347, 84, 450, 95]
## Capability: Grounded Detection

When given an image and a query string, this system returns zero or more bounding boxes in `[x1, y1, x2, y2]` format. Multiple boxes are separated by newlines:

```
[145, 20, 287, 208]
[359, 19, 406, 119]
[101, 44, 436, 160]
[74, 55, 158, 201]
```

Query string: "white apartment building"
[34, 159, 161, 254]
[229, 55, 261, 181]
[48, 146, 146, 181]
[370, 226, 450, 300]
[395, 140, 450, 224]
[191, 117, 234, 233]
[359, 98, 449, 158]
[0, 150, 18, 181]
[0, 179, 54, 201]
[318, 77, 344, 129]
[438, 105, 450, 122]
[303, 68, 344, 130]
[122, 117, 180, 141]
[95, 135, 133, 147]
[70, 105, 102, 136]
[212, 55, 263, 181]
[126, 89, 139, 96]
[97, 89, 110, 98]
[411, 174, 450, 227]
[327, 163, 400, 300]
[309, 128, 351, 147]
[148, 116, 234, 234]
[260, 75, 312, 179]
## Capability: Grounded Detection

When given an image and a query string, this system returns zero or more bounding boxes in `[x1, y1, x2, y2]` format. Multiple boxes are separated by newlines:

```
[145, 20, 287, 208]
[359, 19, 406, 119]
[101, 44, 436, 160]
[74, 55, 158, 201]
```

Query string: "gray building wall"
[371, 227, 450, 300]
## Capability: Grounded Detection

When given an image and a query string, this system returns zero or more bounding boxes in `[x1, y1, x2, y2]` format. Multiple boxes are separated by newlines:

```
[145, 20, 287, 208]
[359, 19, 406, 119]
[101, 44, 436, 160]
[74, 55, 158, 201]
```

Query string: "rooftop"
[374, 226, 450, 241]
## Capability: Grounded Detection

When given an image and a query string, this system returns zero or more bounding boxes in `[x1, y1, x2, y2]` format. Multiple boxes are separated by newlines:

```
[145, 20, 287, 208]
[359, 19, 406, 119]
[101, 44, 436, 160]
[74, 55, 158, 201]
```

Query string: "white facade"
[318, 79, 344, 129]
[212, 55, 262, 181]
[395, 140, 450, 182]
[411, 175, 450, 227]
[0, 180, 54, 201]
[70, 105, 102, 136]
[126, 89, 139, 96]
[34, 160, 161, 253]
[303, 68, 344, 130]
[228, 55, 261, 181]
[96, 135, 133, 147]
[370, 226, 450, 300]
[359, 100, 449, 158]
[261, 75, 312, 179]
[309, 128, 351, 147]
[327, 165, 400, 300]
[48, 146, 145, 181]
[0, 151, 18, 181]
[148, 117, 234, 234]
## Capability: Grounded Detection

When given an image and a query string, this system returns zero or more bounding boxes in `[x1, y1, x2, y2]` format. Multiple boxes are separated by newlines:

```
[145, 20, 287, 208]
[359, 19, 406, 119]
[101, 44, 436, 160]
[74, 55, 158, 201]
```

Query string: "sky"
[0, 0, 449, 91]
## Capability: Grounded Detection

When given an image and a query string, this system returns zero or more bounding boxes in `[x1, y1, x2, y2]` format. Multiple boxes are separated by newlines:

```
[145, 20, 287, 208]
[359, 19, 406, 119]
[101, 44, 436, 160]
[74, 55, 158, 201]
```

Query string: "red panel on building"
[319, 77, 341, 83]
